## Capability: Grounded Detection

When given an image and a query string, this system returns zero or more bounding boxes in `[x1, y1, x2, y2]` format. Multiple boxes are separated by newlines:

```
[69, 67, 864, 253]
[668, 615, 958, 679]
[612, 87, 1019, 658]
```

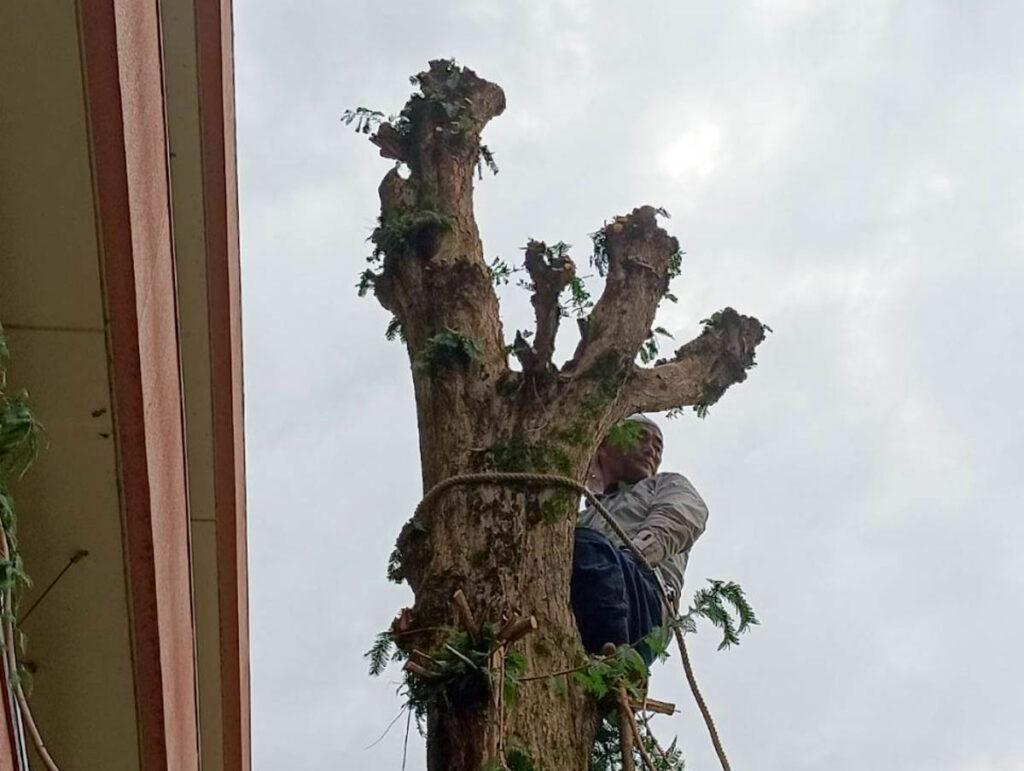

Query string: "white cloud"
[660, 121, 724, 180]
[888, 171, 956, 215]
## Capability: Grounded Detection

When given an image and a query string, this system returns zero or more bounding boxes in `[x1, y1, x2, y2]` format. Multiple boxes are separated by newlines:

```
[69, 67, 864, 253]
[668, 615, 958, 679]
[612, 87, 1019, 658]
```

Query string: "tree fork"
[357, 60, 768, 770]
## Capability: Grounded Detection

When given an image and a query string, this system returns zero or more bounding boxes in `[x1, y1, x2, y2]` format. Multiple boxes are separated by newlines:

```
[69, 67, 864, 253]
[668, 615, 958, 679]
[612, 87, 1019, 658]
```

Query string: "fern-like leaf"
[365, 631, 394, 676]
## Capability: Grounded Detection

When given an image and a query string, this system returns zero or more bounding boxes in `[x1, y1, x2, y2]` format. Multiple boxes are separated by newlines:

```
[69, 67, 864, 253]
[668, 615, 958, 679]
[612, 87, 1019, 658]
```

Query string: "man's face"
[600, 423, 664, 487]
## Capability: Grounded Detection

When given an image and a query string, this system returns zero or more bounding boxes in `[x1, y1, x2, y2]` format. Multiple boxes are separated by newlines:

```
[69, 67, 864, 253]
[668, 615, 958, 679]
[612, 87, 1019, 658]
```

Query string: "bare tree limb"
[623, 308, 767, 414]
[563, 207, 678, 376]
[521, 240, 575, 374]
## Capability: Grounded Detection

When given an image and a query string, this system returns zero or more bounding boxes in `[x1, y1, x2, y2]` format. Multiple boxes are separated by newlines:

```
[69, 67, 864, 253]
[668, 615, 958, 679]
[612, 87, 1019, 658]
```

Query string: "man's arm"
[631, 473, 709, 565]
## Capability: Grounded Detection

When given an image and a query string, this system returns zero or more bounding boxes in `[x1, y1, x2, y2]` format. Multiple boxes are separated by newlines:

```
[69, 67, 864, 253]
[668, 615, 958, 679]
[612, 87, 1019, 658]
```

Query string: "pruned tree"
[350, 60, 767, 770]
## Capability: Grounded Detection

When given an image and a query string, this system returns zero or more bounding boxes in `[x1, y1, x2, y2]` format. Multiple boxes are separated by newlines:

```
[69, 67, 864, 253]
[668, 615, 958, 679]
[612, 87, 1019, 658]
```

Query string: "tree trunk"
[356, 60, 767, 770]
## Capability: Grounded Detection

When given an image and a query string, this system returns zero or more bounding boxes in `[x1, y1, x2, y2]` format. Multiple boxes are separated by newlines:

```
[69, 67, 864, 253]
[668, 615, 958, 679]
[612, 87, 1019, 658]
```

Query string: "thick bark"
[623, 309, 767, 414]
[360, 61, 768, 770]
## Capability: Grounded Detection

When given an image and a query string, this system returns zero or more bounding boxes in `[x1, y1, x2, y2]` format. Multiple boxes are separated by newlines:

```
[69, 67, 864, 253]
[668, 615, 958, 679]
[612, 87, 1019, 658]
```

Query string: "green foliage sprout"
[682, 579, 760, 650]
[606, 420, 644, 452]
[366, 621, 526, 737]
[366, 630, 402, 677]
[414, 329, 482, 374]
[693, 382, 724, 420]
[488, 436, 572, 476]
[364, 578, 757, 766]
[386, 547, 405, 584]
[590, 228, 609, 277]
[385, 316, 405, 343]
[571, 644, 649, 701]
[373, 209, 454, 261]
[700, 311, 725, 334]
[667, 249, 684, 280]
[638, 336, 659, 365]
[590, 713, 686, 771]
[483, 743, 536, 771]
[343, 58, 501, 182]
[477, 144, 500, 178]
[567, 276, 593, 318]
[487, 257, 518, 286]
[340, 107, 387, 134]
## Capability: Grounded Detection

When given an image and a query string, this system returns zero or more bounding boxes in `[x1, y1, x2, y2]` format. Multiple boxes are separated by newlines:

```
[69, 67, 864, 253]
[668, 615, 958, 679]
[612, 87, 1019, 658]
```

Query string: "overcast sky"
[234, 1, 1024, 769]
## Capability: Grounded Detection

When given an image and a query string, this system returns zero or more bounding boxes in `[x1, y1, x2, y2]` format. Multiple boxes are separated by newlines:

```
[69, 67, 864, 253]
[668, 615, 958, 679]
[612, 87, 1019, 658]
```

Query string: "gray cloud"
[236, 1, 1024, 767]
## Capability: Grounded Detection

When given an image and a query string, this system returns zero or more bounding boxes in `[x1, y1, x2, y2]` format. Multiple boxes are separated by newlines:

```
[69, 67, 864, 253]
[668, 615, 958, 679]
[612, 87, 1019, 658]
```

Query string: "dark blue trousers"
[571, 527, 663, 665]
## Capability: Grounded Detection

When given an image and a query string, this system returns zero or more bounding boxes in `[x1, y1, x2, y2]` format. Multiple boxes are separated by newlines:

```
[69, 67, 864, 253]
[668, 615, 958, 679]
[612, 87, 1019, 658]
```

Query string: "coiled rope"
[414, 471, 732, 771]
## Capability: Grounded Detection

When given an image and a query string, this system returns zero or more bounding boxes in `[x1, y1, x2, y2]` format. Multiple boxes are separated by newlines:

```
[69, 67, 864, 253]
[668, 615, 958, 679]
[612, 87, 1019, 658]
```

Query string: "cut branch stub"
[451, 589, 478, 642]
[369, 59, 506, 171]
[567, 206, 678, 376]
[377, 59, 505, 210]
[370, 122, 405, 161]
[630, 697, 676, 716]
[366, 60, 509, 380]
[624, 308, 767, 414]
[522, 240, 575, 375]
[497, 615, 538, 645]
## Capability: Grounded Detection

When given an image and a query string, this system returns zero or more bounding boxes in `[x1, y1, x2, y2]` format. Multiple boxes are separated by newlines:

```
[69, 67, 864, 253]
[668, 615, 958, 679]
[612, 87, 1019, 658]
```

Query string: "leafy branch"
[681, 579, 759, 650]
[340, 106, 388, 134]
[486, 257, 519, 286]
[591, 712, 686, 771]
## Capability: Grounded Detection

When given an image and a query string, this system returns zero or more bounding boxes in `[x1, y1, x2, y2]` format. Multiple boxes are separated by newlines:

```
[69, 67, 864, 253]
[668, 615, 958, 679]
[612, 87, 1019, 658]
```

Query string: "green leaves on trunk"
[366, 622, 527, 736]
[413, 328, 482, 374]
[572, 644, 649, 701]
[606, 419, 645, 452]
[373, 209, 454, 261]
[487, 436, 572, 476]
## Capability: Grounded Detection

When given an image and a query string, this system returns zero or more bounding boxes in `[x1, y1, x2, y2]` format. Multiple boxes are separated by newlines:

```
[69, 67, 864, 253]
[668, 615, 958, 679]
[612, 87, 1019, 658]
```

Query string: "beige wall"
[0, 1, 142, 766]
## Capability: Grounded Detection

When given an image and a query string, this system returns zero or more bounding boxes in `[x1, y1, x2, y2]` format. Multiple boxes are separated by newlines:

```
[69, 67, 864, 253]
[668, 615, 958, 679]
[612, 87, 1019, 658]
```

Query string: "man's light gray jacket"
[577, 472, 709, 600]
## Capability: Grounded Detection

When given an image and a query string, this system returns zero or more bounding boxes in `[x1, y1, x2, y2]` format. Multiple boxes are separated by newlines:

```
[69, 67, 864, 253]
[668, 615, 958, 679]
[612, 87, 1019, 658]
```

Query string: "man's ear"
[586, 443, 608, 493]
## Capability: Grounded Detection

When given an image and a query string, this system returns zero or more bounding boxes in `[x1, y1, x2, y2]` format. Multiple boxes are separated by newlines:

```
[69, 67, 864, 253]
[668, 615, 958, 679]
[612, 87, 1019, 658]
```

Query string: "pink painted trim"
[195, 1, 251, 768]
[79, 1, 200, 768]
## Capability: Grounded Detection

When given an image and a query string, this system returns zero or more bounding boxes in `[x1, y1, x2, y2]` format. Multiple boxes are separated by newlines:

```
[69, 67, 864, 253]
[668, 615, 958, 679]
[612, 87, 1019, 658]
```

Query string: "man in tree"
[573, 415, 708, 664]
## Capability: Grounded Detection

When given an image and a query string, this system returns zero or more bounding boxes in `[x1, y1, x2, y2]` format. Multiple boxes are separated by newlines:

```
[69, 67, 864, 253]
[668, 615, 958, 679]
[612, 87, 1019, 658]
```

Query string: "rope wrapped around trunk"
[414, 471, 733, 771]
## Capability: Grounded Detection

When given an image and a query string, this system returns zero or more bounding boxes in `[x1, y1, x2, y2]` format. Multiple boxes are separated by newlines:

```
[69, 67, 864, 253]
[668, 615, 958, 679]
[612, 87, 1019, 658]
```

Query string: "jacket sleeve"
[642, 473, 709, 559]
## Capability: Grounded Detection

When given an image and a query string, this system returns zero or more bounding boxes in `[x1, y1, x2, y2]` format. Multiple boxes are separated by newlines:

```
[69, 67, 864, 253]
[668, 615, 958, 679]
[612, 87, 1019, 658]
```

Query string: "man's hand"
[630, 529, 666, 566]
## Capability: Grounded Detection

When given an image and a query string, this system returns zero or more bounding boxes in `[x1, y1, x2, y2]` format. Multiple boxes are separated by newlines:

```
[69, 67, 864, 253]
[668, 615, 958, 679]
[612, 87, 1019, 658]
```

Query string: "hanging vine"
[0, 322, 60, 771]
